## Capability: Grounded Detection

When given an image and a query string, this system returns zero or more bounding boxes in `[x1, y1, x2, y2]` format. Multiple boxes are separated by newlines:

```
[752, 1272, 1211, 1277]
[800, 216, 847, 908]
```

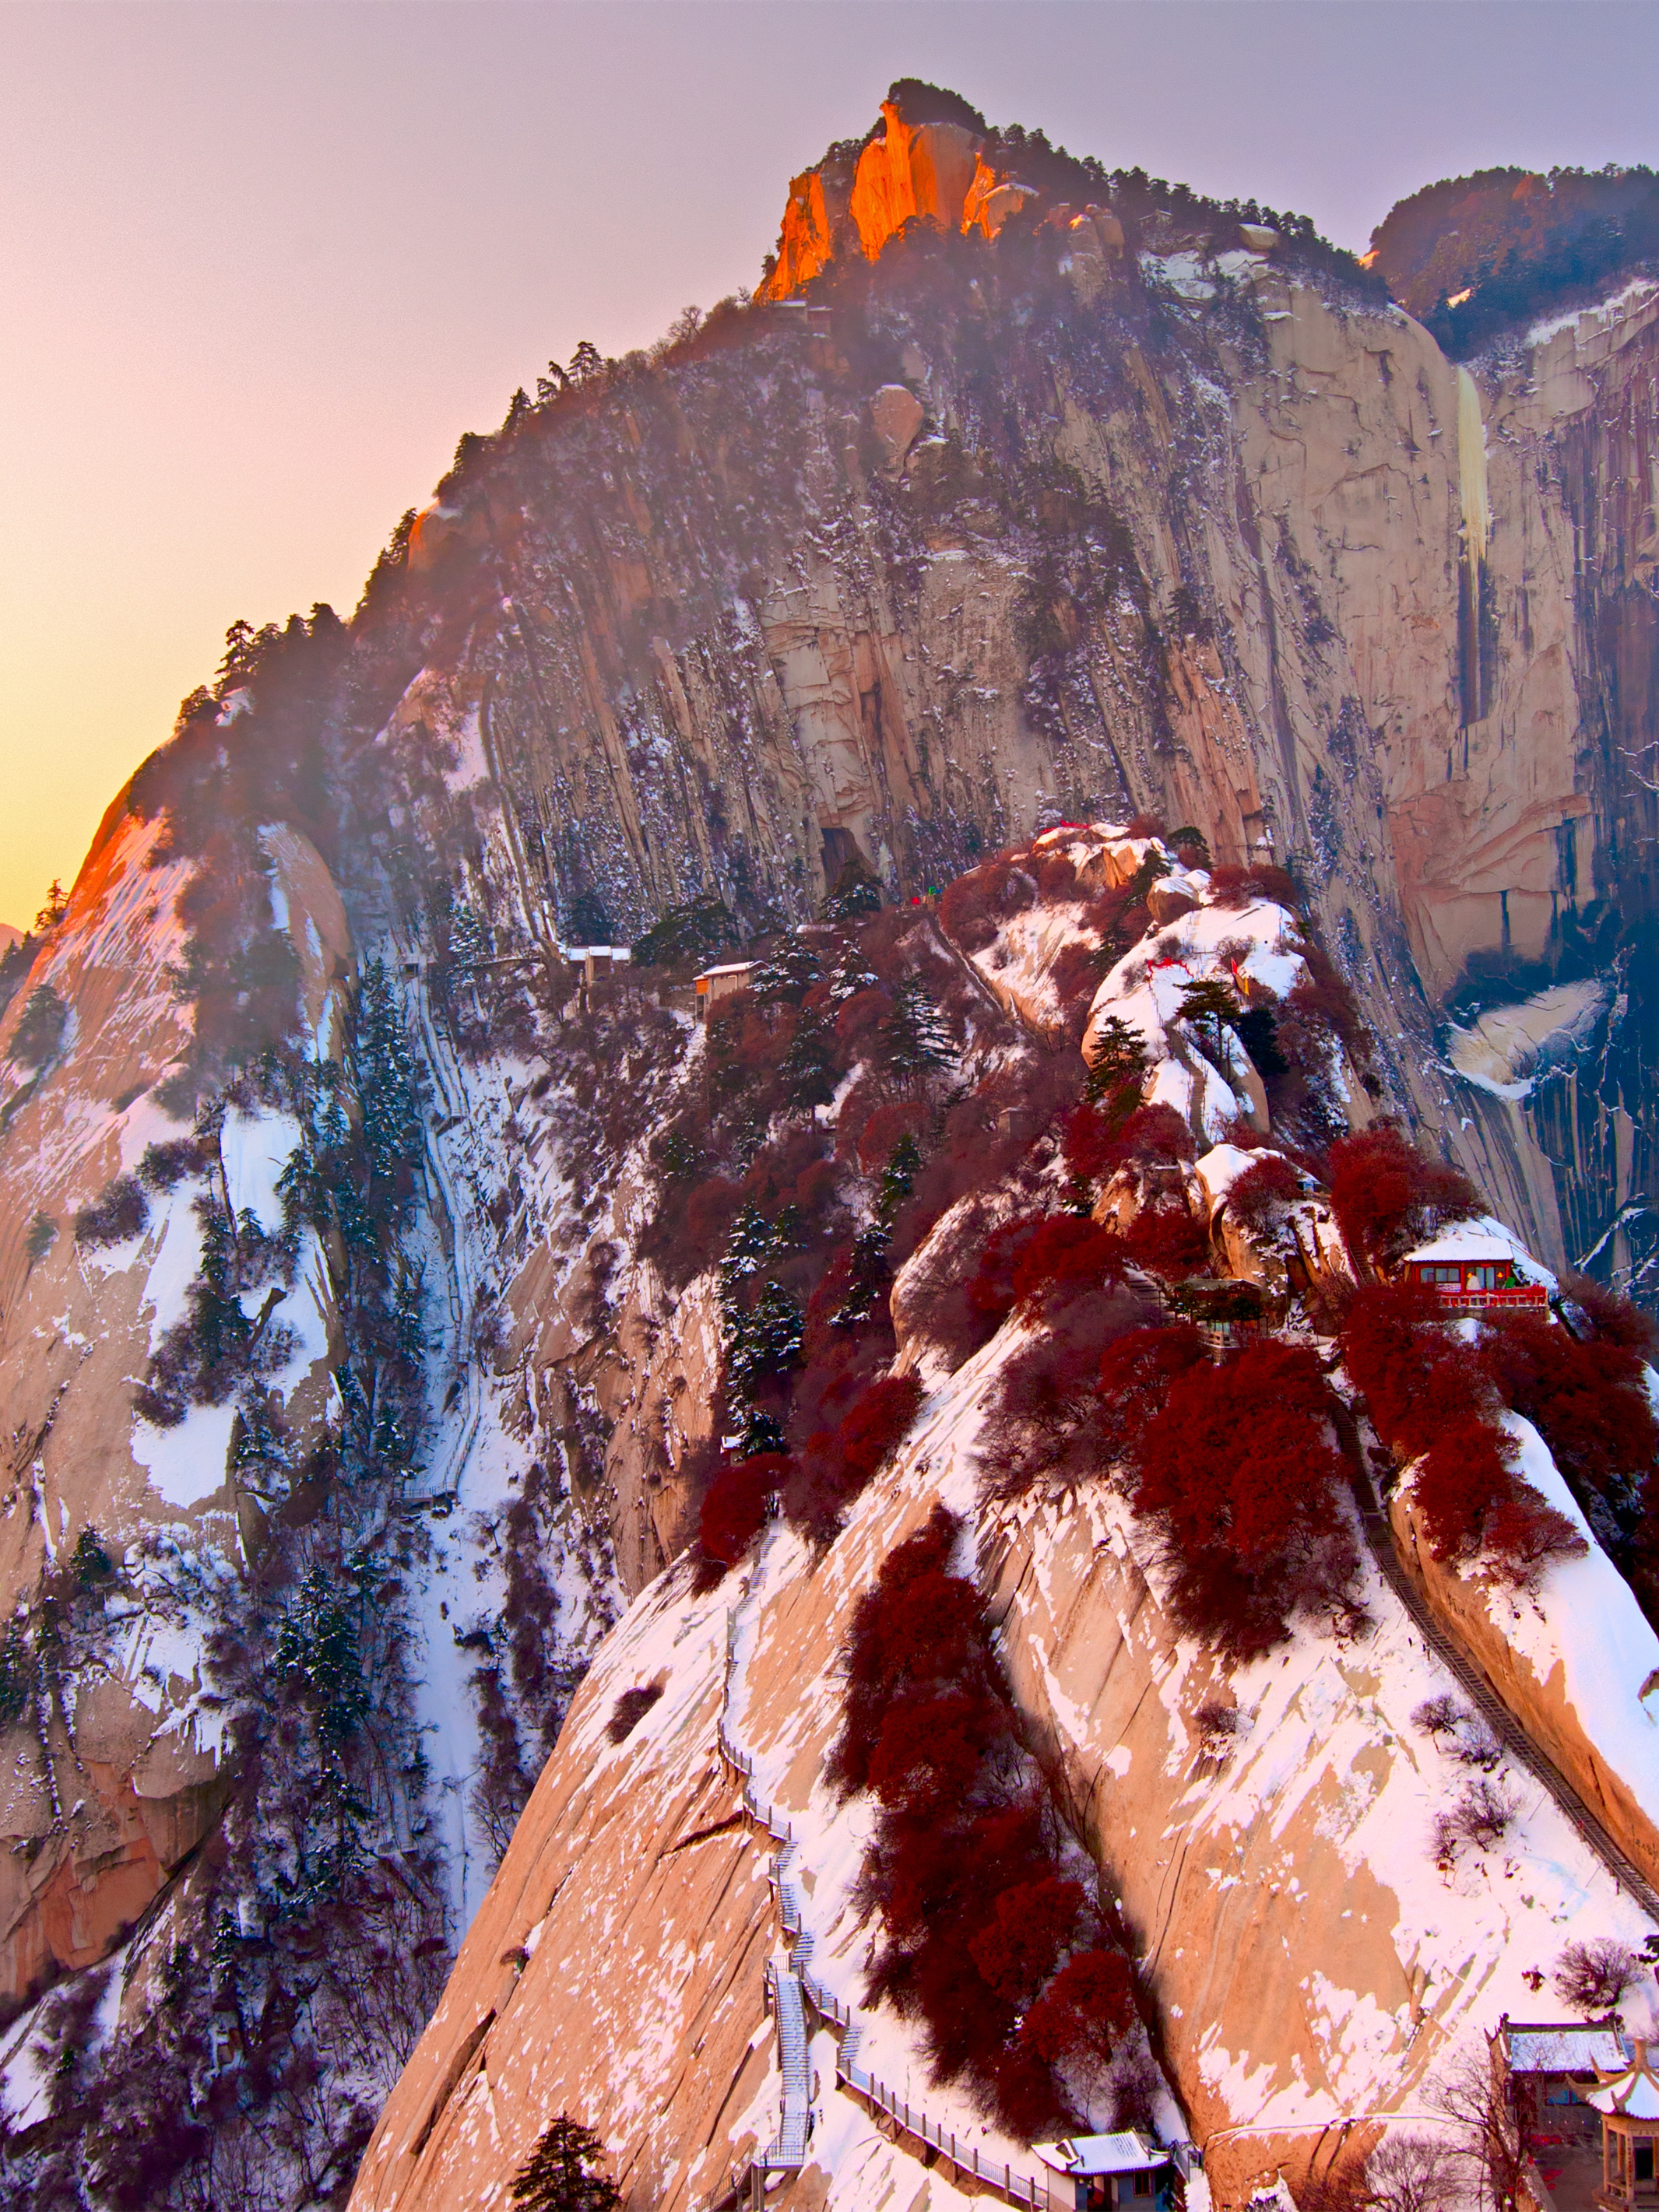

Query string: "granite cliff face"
[381, 181, 1659, 1299]
[351, 1276, 1657, 2212]
[0, 85, 1657, 2212]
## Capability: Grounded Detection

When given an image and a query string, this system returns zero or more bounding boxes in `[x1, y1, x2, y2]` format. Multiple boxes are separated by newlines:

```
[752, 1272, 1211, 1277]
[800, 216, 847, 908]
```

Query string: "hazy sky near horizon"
[4, 0, 1656, 932]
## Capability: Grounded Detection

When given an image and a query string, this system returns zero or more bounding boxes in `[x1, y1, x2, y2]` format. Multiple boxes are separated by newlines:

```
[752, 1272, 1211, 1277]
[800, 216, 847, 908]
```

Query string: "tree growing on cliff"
[1084, 1013, 1149, 1110]
[9, 983, 66, 1068]
[511, 2115, 622, 2212]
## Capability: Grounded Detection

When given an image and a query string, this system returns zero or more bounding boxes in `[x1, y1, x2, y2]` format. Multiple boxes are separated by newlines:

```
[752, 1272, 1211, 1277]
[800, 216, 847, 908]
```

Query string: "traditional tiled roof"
[1587, 2045, 1659, 2120]
[1035, 2133, 1169, 2176]
[1508, 2024, 1628, 2075]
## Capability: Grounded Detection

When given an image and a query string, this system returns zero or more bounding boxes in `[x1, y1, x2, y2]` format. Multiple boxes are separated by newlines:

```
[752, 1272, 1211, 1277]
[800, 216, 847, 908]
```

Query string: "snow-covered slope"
[352, 1269, 1657, 2212]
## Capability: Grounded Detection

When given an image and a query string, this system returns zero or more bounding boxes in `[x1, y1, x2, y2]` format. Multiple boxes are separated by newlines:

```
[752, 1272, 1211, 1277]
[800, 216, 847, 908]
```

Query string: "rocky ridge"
[350, 824, 1659, 2212]
[0, 85, 1655, 2212]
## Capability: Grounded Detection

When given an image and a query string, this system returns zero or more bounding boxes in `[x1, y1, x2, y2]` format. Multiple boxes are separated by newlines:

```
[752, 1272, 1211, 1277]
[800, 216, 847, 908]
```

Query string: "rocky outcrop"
[763, 96, 1035, 302]
[1389, 1415, 1659, 1898]
[346, 1581, 775, 2212]
[0, 806, 351, 2000]
[352, 1323, 1654, 2212]
[378, 207, 1659, 1296]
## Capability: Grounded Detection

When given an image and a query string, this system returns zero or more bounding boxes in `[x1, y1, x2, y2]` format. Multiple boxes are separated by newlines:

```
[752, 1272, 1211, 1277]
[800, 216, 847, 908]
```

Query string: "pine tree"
[729, 1282, 804, 1396]
[821, 855, 883, 922]
[828, 945, 881, 1004]
[881, 981, 955, 1076]
[352, 960, 424, 1225]
[1084, 1014, 1149, 1106]
[877, 1132, 922, 1225]
[9, 984, 67, 1069]
[1176, 975, 1240, 1059]
[779, 1005, 836, 1108]
[836, 1224, 894, 1325]
[511, 2105, 619, 2212]
[33, 878, 67, 934]
[719, 1203, 782, 1292]
[719, 1207, 803, 1433]
[446, 900, 491, 970]
[568, 340, 604, 384]
[751, 936, 824, 1006]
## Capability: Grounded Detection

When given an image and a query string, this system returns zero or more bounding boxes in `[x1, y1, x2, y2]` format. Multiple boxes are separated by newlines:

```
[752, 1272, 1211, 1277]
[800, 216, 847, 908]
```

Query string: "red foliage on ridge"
[832, 1506, 1141, 2140]
[1122, 1205, 1210, 1282]
[796, 1369, 926, 1539]
[1132, 1338, 1358, 1655]
[1341, 1283, 1587, 1587]
[1225, 1153, 1302, 1235]
[698, 1453, 789, 1568]
[1327, 1124, 1479, 1273]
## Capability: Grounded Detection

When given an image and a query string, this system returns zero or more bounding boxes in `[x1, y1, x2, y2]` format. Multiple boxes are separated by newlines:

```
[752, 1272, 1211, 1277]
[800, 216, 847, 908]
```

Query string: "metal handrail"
[719, 1705, 1053, 2206]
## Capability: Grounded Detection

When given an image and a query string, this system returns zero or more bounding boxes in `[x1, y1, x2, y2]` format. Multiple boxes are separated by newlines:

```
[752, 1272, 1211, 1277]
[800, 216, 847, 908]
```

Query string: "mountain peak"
[761, 88, 1035, 299]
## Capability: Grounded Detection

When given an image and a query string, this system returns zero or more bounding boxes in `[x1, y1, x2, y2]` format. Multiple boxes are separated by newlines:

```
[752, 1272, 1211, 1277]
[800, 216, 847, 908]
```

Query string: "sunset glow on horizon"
[5, 0, 1655, 936]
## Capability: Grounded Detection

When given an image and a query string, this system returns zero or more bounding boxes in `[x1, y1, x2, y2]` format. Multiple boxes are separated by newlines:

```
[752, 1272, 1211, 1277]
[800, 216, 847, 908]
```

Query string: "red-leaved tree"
[1327, 1124, 1479, 1274]
[1133, 1339, 1358, 1654]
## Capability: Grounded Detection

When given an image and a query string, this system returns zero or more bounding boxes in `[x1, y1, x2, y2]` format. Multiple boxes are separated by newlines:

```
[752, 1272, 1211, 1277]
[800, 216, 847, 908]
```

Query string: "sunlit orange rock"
[762, 98, 1031, 300]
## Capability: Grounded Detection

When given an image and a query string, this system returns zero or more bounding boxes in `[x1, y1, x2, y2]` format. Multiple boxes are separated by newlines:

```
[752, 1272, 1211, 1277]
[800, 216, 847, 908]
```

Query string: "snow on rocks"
[219, 1107, 302, 1234]
[351, 1256, 1659, 2212]
[1392, 1413, 1659, 1901]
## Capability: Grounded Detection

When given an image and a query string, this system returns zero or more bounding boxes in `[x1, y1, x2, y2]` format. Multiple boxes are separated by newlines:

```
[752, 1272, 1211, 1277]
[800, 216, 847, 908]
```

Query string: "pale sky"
[4, 0, 1656, 932]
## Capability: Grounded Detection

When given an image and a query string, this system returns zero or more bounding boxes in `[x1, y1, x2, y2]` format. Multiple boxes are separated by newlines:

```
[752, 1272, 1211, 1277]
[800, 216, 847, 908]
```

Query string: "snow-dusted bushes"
[73, 1173, 150, 1248]
[6, 984, 66, 1070]
[1342, 1283, 1586, 1586]
[606, 1683, 663, 1745]
[979, 1192, 1336, 1607]
[796, 1371, 924, 1536]
[472, 1659, 535, 1863]
[1432, 1775, 1519, 1867]
[836, 1508, 1144, 2140]
[939, 849, 1036, 953]
[1130, 1339, 1362, 1656]
[1553, 1936, 1646, 2016]
[976, 1283, 1159, 1503]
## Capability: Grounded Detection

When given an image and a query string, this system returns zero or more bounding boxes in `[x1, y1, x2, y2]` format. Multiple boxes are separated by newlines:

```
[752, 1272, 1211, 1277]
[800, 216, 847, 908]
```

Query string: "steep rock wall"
[1389, 1413, 1659, 1898]
[374, 245, 1657, 1292]
[353, 1322, 1651, 2212]
[0, 807, 352, 1998]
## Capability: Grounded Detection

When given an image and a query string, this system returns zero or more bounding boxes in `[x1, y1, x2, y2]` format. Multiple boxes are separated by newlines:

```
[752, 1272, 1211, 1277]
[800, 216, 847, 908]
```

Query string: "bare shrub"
[75, 1174, 150, 1248]
[1365, 2132, 1460, 2212]
[1450, 1775, 1518, 1853]
[1412, 1694, 1465, 1740]
[1430, 2041, 1525, 2212]
[1195, 1702, 1242, 1760]
[1553, 1936, 1645, 2016]
[1430, 1807, 1462, 1872]
[1449, 1722, 1503, 1773]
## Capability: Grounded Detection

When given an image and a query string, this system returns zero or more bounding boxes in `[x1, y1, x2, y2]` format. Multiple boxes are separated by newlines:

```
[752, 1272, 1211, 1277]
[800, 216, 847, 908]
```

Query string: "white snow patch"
[1456, 1414, 1659, 1817]
[132, 1400, 237, 1509]
[220, 1109, 301, 1234]
[1529, 277, 1659, 349]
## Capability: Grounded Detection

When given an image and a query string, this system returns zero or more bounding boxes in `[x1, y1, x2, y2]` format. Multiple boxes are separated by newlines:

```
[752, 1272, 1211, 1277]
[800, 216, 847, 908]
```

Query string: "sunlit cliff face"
[763, 100, 1037, 300]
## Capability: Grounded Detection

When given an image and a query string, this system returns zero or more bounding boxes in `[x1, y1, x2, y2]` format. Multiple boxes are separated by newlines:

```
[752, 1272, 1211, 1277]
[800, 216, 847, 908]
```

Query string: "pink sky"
[3, 0, 1655, 933]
